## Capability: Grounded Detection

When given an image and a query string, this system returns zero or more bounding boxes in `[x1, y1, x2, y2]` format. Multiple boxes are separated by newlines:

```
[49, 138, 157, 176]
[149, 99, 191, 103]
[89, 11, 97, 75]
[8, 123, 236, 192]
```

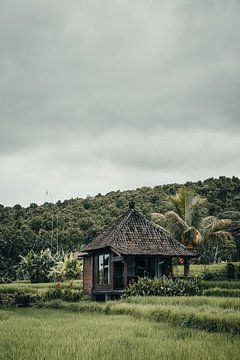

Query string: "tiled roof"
[82, 205, 197, 257]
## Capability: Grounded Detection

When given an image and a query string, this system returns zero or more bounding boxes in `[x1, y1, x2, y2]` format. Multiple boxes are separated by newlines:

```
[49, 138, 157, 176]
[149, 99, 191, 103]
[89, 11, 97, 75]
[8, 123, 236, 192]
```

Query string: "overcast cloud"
[0, 0, 240, 206]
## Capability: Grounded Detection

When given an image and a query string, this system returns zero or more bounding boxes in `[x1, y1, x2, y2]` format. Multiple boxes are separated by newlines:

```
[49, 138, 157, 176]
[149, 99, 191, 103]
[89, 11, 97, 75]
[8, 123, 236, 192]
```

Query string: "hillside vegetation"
[1, 176, 240, 278]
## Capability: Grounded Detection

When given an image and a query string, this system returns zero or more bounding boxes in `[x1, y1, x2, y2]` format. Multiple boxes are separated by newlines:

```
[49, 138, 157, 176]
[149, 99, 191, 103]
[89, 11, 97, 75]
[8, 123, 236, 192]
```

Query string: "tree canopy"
[1, 176, 240, 279]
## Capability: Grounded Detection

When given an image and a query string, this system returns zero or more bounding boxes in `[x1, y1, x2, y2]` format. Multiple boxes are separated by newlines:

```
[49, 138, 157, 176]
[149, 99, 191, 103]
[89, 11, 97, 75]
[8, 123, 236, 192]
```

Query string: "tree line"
[1, 176, 240, 279]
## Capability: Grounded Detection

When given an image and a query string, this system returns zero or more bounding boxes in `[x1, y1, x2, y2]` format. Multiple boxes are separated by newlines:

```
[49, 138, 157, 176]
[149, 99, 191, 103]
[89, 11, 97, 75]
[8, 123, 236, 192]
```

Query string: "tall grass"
[202, 288, 240, 297]
[39, 296, 240, 334]
[201, 280, 240, 289]
[123, 295, 240, 310]
[0, 280, 82, 295]
[0, 308, 239, 360]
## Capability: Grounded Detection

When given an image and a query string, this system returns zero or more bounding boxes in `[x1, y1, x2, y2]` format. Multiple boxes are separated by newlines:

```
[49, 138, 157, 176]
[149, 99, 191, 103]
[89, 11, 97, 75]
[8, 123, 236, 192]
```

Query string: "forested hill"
[1, 176, 240, 270]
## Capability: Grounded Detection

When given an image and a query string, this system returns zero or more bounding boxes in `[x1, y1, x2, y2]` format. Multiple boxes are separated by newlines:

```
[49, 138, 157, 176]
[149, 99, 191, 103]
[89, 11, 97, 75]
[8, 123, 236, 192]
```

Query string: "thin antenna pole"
[51, 214, 54, 252]
[46, 190, 54, 252]
[56, 215, 59, 253]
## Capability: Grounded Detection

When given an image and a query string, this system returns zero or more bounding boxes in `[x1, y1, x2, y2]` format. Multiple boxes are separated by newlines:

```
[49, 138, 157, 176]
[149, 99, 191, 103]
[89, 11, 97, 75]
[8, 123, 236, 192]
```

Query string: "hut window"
[98, 254, 110, 284]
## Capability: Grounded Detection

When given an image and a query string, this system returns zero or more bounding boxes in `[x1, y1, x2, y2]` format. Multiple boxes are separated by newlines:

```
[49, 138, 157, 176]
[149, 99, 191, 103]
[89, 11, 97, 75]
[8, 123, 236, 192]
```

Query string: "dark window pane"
[104, 254, 109, 284]
[98, 255, 104, 284]
[104, 254, 109, 267]
[98, 254, 110, 284]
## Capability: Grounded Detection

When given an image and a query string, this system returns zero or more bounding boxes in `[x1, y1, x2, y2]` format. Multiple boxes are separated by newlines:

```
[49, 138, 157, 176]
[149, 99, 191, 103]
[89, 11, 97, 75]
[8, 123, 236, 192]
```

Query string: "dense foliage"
[48, 252, 82, 281]
[152, 188, 236, 263]
[16, 250, 81, 283]
[125, 277, 201, 297]
[44, 282, 84, 302]
[16, 249, 55, 283]
[1, 176, 240, 279]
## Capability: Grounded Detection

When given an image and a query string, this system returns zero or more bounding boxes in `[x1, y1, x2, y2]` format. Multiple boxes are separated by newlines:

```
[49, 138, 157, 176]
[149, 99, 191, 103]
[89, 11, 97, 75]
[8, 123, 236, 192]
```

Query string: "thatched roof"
[82, 203, 196, 257]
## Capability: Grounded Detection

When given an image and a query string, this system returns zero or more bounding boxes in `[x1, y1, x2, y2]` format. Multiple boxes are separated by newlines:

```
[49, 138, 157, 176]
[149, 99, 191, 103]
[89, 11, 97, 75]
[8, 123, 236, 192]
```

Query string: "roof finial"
[129, 200, 135, 210]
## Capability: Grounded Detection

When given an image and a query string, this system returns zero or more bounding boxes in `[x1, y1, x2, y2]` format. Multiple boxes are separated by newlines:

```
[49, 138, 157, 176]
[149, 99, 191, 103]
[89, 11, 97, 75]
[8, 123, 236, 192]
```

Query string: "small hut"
[81, 202, 196, 300]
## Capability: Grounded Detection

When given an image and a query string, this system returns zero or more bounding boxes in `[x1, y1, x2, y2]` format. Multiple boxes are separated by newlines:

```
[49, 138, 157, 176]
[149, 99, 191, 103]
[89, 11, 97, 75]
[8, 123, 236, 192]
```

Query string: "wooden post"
[184, 258, 189, 277]
[124, 260, 128, 289]
[169, 258, 173, 277]
[105, 293, 110, 302]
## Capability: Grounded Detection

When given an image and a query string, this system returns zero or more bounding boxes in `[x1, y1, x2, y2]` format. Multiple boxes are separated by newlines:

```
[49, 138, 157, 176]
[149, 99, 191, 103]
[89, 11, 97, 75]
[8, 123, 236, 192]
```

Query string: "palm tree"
[151, 188, 234, 263]
[221, 195, 240, 260]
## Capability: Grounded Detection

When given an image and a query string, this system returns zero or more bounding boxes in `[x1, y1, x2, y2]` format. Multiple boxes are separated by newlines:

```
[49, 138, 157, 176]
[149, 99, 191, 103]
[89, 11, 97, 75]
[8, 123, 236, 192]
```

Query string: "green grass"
[39, 295, 240, 334]
[123, 295, 240, 310]
[201, 280, 240, 289]
[0, 308, 239, 360]
[202, 288, 240, 297]
[0, 280, 82, 295]
[173, 262, 240, 277]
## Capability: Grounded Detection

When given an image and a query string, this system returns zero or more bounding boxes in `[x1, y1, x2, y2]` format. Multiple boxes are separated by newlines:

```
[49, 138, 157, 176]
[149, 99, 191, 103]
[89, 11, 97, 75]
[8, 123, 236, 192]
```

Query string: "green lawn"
[0, 280, 82, 295]
[0, 308, 239, 360]
[173, 262, 240, 277]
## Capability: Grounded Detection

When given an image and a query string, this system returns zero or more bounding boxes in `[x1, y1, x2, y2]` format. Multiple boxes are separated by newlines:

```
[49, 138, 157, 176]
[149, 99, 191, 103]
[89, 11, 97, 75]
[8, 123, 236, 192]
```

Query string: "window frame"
[97, 253, 110, 285]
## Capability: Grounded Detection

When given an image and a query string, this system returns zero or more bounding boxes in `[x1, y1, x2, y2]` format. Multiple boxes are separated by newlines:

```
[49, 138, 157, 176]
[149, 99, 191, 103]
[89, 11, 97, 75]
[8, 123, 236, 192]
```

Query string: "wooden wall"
[83, 256, 93, 295]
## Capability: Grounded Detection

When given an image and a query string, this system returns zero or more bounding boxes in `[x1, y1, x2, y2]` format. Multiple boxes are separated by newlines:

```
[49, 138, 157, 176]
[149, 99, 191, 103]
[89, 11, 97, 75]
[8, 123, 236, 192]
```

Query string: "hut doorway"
[113, 261, 124, 290]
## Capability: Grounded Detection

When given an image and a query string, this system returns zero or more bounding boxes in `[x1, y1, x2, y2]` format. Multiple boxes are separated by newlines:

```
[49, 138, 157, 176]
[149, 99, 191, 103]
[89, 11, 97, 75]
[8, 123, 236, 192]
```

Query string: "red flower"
[56, 282, 61, 289]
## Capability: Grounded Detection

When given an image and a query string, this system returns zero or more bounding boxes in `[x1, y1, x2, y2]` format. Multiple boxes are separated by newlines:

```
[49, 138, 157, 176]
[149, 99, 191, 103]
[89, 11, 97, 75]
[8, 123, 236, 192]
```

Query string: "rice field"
[173, 262, 240, 277]
[0, 308, 240, 360]
[1, 266, 240, 360]
[0, 280, 82, 295]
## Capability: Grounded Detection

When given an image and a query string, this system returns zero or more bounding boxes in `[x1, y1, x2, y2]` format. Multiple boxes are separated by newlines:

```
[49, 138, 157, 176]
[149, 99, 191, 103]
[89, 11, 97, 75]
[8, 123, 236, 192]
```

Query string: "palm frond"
[165, 188, 187, 219]
[150, 213, 168, 229]
[182, 227, 202, 245]
[187, 195, 208, 227]
[221, 211, 240, 221]
[164, 211, 189, 240]
[211, 230, 233, 242]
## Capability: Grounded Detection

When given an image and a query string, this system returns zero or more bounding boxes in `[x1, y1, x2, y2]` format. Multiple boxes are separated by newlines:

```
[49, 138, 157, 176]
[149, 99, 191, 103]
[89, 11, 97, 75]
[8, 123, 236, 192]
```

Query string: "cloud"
[0, 0, 239, 205]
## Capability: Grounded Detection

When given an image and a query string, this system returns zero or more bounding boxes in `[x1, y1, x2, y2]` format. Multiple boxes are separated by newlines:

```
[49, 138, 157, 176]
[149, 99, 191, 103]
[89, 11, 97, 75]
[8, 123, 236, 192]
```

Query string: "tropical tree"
[221, 205, 240, 260]
[48, 252, 82, 281]
[151, 188, 235, 263]
[16, 249, 56, 283]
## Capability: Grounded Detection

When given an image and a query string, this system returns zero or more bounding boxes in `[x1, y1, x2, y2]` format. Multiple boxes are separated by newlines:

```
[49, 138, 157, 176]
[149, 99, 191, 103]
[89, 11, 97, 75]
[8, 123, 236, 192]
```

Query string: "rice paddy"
[0, 308, 240, 360]
[1, 264, 240, 360]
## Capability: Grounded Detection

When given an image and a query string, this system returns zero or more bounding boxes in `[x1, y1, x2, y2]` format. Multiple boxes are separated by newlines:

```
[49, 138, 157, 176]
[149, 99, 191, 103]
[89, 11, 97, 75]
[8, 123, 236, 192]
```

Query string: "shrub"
[125, 277, 201, 297]
[0, 274, 12, 284]
[227, 263, 235, 279]
[0, 292, 36, 308]
[44, 282, 83, 302]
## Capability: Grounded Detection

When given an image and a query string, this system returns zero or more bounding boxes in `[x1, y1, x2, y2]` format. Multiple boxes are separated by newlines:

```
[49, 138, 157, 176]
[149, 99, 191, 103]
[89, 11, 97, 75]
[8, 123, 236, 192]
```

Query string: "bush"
[0, 292, 36, 308]
[44, 282, 83, 302]
[0, 274, 12, 284]
[125, 277, 201, 297]
[227, 263, 235, 279]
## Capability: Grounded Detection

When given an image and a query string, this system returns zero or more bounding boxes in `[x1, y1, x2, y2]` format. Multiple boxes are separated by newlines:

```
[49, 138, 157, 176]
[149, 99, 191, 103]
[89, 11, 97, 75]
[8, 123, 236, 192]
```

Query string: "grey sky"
[1, 0, 240, 206]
